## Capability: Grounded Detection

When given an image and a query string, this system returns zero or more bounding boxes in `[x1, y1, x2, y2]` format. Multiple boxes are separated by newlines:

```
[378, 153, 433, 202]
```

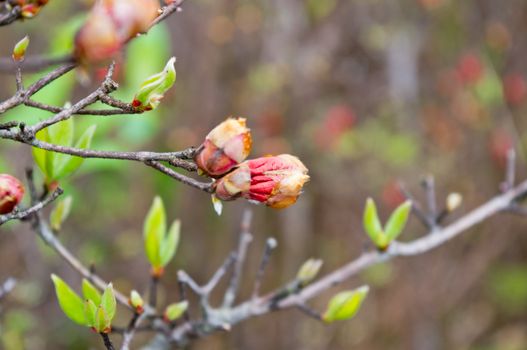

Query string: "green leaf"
[51, 274, 86, 325]
[48, 117, 75, 177]
[133, 57, 177, 111]
[363, 198, 384, 246]
[384, 200, 412, 242]
[50, 195, 73, 231]
[164, 301, 188, 321]
[32, 128, 52, 179]
[55, 125, 96, 179]
[82, 279, 101, 306]
[100, 283, 116, 322]
[13, 35, 30, 61]
[160, 220, 180, 267]
[84, 299, 97, 328]
[95, 306, 110, 333]
[143, 196, 166, 268]
[323, 285, 369, 323]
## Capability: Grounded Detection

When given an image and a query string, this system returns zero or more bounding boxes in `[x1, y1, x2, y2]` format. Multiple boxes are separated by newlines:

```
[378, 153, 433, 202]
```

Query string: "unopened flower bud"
[12, 36, 30, 62]
[164, 301, 188, 322]
[74, 0, 159, 64]
[215, 154, 309, 209]
[446, 192, 462, 212]
[0, 174, 25, 215]
[21, 4, 41, 18]
[296, 258, 323, 286]
[128, 290, 144, 313]
[195, 118, 252, 177]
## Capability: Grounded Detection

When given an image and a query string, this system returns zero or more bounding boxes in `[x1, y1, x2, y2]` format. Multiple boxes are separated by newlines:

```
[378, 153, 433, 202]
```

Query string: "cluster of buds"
[7, 0, 49, 19]
[0, 174, 25, 215]
[194, 119, 310, 209]
[74, 0, 159, 64]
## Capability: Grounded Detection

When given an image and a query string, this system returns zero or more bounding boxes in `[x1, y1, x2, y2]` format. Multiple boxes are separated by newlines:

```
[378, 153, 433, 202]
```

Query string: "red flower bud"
[0, 174, 25, 215]
[215, 154, 309, 209]
[74, 0, 159, 64]
[195, 118, 252, 177]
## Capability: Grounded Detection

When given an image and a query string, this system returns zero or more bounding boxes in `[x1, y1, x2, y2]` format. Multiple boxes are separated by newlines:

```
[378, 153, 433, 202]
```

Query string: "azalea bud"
[12, 36, 30, 62]
[74, 0, 159, 64]
[21, 4, 41, 18]
[128, 290, 144, 314]
[214, 154, 309, 209]
[0, 174, 25, 215]
[194, 118, 252, 177]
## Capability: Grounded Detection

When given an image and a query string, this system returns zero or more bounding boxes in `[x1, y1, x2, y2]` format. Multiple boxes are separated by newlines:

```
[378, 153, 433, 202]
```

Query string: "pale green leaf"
[164, 301, 188, 321]
[55, 125, 96, 179]
[384, 200, 412, 242]
[84, 299, 97, 328]
[143, 196, 166, 268]
[100, 283, 116, 322]
[82, 279, 101, 306]
[323, 286, 369, 323]
[51, 274, 86, 325]
[160, 219, 180, 267]
[363, 198, 384, 246]
[50, 196, 73, 231]
[95, 306, 110, 333]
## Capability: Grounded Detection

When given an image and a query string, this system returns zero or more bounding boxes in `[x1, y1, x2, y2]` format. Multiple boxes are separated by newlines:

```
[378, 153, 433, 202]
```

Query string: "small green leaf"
[51, 274, 86, 325]
[82, 279, 101, 306]
[13, 35, 30, 61]
[384, 200, 412, 242]
[95, 306, 110, 333]
[48, 118, 75, 178]
[129, 290, 144, 310]
[100, 283, 116, 322]
[55, 125, 96, 179]
[144, 196, 166, 268]
[32, 128, 52, 179]
[84, 299, 97, 328]
[132, 57, 176, 111]
[160, 220, 180, 267]
[164, 301, 188, 321]
[323, 285, 369, 323]
[50, 196, 73, 231]
[363, 198, 384, 245]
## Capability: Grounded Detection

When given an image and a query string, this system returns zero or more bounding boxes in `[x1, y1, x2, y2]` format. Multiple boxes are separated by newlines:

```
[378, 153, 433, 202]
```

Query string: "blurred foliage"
[1, 0, 527, 349]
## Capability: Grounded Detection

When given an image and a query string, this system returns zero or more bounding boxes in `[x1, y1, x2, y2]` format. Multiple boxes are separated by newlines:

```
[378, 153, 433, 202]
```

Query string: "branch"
[0, 187, 63, 226]
[163, 178, 527, 346]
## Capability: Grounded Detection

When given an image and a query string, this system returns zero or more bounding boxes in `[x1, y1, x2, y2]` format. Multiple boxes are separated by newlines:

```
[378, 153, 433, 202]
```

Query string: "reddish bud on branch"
[195, 118, 252, 177]
[0, 174, 25, 214]
[215, 154, 309, 209]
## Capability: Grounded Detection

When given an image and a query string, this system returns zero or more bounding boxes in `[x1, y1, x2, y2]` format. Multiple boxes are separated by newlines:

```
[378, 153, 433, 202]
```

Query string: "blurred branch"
[0, 277, 16, 301]
[0, 187, 62, 226]
[0, 55, 75, 73]
[157, 177, 527, 347]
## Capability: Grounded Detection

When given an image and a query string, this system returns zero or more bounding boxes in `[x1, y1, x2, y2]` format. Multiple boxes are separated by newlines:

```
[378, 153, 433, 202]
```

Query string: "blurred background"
[1, 0, 527, 349]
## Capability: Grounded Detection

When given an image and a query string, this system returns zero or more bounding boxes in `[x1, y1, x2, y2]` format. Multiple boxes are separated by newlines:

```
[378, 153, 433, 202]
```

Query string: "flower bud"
[128, 290, 144, 314]
[164, 301, 188, 322]
[0, 174, 25, 215]
[296, 258, 323, 286]
[194, 118, 252, 177]
[214, 154, 309, 209]
[12, 36, 30, 62]
[74, 0, 159, 64]
[446, 192, 462, 212]
[21, 4, 41, 18]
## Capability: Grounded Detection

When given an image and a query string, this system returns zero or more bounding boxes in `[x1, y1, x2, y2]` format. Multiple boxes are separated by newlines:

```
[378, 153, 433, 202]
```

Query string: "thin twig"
[100, 333, 115, 350]
[223, 209, 253, 307]
[145, 161, 213, 193]
[203, 253, 236, 295]
[0, 187, 63, 226]
[252, 237, 278, 299]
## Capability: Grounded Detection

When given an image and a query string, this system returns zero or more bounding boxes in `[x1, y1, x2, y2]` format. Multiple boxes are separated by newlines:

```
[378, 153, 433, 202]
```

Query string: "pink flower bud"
[194, 118, 252, 177]
[215, 154, 309, 209]
[0, 174, 25, 215]
[74, 0, 159, 64]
